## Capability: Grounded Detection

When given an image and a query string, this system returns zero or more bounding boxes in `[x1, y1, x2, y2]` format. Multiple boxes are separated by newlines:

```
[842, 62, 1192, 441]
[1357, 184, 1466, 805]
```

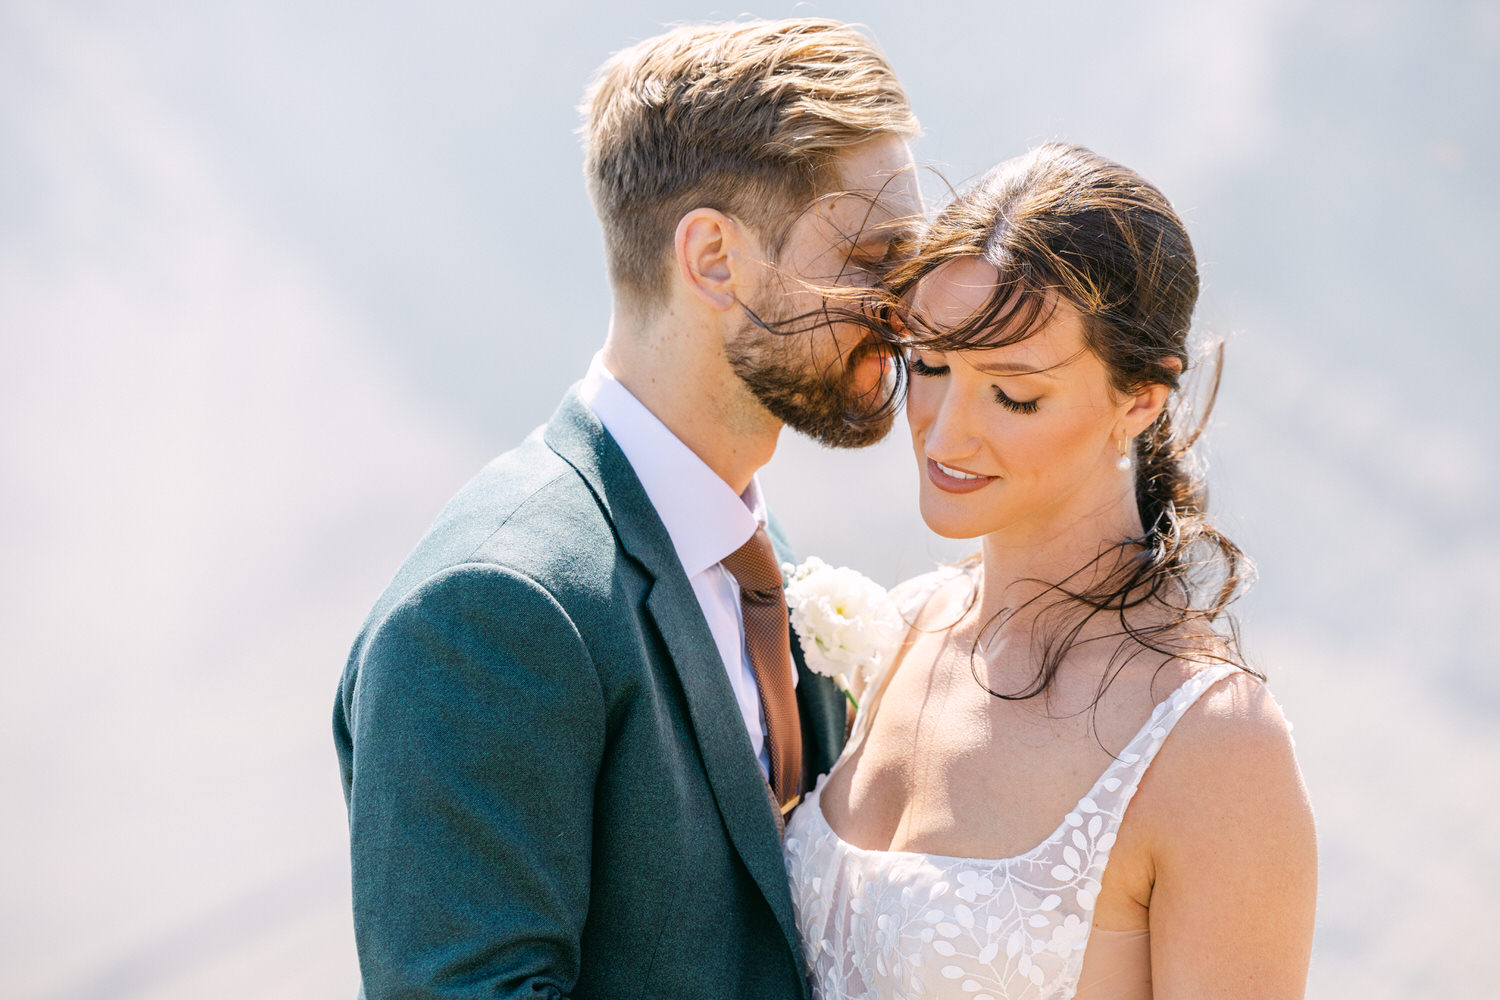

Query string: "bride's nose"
[915, 382, 982, 462]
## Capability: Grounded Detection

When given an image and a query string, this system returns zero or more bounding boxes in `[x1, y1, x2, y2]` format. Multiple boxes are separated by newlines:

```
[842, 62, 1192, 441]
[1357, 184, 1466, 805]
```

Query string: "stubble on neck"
[602, 308, 783, 497]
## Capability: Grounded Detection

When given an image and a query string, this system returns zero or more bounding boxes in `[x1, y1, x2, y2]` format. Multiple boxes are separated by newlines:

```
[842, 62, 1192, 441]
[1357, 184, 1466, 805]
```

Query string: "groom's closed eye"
[842, 241, 897, 283]
[850, 220, 916, 273]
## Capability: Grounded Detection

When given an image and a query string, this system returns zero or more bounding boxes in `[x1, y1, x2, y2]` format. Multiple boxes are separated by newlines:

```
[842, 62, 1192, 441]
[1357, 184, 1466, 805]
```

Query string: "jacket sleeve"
[341, 562, 606, 999]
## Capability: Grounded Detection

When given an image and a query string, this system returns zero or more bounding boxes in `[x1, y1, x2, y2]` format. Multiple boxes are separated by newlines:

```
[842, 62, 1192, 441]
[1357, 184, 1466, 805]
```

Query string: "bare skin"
[600, 135, 921, 494]
[819, 257, 1317, 998]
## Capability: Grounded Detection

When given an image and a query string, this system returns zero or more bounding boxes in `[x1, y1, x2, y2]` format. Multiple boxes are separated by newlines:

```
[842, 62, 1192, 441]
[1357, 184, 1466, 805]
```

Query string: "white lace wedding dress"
[783, 571, 1242, 1000]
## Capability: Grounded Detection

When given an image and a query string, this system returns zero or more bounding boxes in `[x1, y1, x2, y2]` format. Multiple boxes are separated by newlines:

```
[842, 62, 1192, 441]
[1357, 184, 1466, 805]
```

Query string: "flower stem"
[833, 675, 859, 712]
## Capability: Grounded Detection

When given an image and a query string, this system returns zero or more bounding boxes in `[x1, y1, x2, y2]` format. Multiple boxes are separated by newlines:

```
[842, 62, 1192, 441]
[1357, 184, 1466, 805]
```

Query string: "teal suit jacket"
[334, 390, 848, 998]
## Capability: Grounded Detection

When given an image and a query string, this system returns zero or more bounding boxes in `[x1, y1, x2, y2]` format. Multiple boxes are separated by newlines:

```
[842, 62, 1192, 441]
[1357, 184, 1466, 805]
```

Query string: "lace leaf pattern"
[784, 586, 1239, 1000]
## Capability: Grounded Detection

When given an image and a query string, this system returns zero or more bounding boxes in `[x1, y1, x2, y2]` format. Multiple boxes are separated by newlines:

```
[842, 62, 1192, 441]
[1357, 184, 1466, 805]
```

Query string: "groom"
[334, 18, 919, 999]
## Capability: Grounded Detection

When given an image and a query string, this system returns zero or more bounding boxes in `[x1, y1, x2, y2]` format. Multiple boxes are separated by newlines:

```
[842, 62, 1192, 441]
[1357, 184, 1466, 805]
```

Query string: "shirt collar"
[578, 352, 764, 578]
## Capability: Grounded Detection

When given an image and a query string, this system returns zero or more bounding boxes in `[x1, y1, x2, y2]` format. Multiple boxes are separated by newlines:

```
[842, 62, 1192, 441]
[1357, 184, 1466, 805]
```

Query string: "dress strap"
[1109, 662, 1243, 779]
[1074, 662, 1244, 886]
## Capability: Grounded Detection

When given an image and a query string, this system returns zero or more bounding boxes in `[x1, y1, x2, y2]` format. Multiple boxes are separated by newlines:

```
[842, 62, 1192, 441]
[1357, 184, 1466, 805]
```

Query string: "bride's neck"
[972, 496, 1145, 626]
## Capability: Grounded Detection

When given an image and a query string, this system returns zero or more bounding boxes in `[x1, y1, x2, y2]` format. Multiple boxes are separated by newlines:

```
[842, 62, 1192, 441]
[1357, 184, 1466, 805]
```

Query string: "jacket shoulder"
[360, 429, 624, 640]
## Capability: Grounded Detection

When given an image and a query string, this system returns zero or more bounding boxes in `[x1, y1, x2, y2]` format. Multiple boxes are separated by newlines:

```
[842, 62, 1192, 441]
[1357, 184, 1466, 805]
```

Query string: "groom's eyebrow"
[829, 191, 920, 248]
[849, 219, 919, 263]
[838, 221, 910, 258]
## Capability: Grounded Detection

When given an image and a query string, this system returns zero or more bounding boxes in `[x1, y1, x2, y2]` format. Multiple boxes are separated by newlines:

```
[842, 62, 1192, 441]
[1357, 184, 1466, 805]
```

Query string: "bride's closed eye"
[991, 385, 1040, 415]
[906, 354, 949, 377]
[907, 352, 1042, 415]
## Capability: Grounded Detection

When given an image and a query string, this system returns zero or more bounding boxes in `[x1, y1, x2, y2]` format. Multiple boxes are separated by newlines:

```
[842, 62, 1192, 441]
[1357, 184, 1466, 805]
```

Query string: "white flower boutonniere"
[781, 557, 904, 710]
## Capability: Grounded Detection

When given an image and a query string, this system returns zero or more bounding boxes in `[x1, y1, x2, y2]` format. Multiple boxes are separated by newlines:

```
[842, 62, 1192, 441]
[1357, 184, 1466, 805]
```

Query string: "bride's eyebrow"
[969, 359, 1062, 379]
[968, 346, 1088, 379]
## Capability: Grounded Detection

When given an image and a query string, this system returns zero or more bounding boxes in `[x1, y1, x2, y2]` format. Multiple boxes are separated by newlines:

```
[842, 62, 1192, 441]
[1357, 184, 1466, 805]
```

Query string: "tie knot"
[721, 525, 784, 596]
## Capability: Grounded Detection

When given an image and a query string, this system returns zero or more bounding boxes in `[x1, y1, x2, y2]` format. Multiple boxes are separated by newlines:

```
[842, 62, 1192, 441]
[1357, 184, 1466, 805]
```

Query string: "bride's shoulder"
[888, 563, 976, 626]
[1132, 663, 1316, 928]
[1161, 658, 1288, 744]
[1143, 663, 1305, 826]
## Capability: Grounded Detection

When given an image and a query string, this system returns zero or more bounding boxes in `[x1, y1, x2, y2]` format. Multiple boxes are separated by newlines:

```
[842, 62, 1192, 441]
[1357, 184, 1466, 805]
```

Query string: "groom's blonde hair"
[581, 18, 918, 315]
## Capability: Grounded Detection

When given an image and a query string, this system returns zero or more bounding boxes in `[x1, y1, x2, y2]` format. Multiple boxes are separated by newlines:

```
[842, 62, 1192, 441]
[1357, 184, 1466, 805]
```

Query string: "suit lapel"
[642, 577, 802, 953]
[542, 390, 803, 965]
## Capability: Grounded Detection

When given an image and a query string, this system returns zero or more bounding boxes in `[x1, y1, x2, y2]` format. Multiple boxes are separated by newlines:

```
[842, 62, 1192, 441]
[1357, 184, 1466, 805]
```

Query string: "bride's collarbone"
[835, 649, 1181, 861]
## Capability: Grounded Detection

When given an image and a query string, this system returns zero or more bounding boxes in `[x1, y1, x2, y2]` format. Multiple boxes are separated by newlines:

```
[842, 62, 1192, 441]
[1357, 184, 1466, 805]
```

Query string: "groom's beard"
[725, 295, 897, 450]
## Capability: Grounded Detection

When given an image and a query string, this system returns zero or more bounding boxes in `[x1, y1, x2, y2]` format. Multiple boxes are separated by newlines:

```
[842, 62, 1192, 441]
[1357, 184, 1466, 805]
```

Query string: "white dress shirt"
[578, 352, 795, 776]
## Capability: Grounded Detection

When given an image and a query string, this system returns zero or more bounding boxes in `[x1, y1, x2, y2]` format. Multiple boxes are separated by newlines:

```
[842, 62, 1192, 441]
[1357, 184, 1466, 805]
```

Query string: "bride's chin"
[918, 508, 989, 541]
[929, 526, 984, 540]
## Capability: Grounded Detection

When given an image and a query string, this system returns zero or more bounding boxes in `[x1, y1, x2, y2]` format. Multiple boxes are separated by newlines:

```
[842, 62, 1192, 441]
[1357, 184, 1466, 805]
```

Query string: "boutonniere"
[781, 557, 904, 711]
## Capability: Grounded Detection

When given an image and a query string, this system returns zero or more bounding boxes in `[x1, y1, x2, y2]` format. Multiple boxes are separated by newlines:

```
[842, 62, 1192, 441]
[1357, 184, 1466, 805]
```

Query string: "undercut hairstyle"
[580, 18, 918, 314]
[887, 143, 1260, 724]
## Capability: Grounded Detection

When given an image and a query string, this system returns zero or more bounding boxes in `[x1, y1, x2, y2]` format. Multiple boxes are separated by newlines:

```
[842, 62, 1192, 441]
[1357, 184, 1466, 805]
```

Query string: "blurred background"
[3, 0, 1496, 996]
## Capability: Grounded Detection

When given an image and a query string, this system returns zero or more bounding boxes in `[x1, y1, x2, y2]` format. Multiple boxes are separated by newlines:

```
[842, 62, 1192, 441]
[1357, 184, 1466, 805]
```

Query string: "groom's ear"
[674, 208, 759, 312]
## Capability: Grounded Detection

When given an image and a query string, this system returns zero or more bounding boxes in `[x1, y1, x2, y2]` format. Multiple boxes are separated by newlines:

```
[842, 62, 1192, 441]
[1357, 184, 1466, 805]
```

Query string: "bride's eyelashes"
[907, 353, 1042, 415]
[991, 385, 1040, 415]
[906, 355, 949, 377]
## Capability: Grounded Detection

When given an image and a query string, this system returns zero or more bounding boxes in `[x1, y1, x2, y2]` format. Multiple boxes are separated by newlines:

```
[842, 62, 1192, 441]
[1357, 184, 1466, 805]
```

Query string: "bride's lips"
[926, 458, 997, 494]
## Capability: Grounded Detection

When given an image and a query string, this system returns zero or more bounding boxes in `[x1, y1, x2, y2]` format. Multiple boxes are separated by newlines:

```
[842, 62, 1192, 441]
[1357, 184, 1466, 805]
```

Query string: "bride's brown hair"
[884, 143, 1260, 711]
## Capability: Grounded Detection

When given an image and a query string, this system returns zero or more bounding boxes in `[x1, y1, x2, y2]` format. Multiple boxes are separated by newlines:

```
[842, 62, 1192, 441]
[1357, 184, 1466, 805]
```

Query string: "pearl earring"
[1117, 435, 1132, 471]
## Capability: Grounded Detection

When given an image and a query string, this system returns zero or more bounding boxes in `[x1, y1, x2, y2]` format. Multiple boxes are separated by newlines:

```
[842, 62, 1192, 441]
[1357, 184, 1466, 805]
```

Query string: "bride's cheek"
[905, 391, 935, 439]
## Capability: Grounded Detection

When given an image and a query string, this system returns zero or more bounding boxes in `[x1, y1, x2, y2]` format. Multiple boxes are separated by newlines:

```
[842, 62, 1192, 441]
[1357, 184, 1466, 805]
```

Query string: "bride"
[784, 144, 1317, 999]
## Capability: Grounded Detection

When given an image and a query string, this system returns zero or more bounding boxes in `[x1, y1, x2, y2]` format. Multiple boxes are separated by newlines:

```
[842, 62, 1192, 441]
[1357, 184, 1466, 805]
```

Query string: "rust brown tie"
[721, 525, 803, 812]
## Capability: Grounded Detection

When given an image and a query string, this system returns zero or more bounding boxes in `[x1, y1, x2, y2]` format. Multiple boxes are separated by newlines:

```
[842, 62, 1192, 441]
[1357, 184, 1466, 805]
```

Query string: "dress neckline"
[806, 662, 1238, 867]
